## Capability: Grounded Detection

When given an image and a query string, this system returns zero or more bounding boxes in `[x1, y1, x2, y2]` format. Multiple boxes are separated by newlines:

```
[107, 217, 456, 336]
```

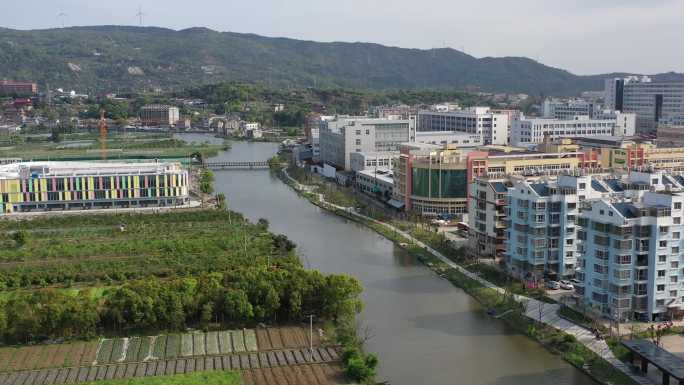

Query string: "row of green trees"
[0, 266, 362, 344]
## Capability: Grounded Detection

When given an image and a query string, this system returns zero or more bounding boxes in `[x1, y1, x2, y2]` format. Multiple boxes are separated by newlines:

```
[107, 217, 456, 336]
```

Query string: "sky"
[1, 0, 682, 75]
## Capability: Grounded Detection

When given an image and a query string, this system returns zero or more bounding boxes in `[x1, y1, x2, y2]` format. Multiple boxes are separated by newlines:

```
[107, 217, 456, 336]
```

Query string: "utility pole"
[308, 314, 314, 356]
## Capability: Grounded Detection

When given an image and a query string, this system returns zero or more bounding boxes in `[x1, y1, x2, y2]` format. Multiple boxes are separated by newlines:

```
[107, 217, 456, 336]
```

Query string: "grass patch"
[69, 371, 243, 385]
[0, 132, 226, 161]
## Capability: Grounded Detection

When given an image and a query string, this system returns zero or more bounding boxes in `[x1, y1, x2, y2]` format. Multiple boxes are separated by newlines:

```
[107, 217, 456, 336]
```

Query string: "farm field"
[0, 345, 342, 385]
[0, 210, 295, 290]
[0, 132, 226, 162]
[0, 327, 326, 373]
[241, 363, 347, 385]
[69, 371, 244, 385]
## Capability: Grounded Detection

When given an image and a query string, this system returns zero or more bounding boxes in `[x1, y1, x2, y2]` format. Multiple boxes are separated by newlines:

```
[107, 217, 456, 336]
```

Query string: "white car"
[546, 281, 561, 290]
[559, 280, 574, 290]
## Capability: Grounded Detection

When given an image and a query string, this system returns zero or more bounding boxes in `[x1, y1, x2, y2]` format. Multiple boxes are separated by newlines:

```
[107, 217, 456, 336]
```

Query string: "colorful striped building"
[0, 161, 189, 214]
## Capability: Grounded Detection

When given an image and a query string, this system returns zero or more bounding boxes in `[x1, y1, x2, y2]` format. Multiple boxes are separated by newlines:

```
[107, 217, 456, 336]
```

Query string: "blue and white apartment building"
[506, 170, 684, 321]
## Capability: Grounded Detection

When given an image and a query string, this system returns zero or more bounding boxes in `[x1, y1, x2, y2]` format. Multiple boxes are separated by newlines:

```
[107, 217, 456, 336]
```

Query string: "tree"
[200, 302, 214, 329]
[216, 193, 227, 210]
[257, 218, 270, 229]
[223, 289, 254, 322]
[321, 275, 363, 321]
[12, 230, 28, 247]
[199, 168, 215, 195]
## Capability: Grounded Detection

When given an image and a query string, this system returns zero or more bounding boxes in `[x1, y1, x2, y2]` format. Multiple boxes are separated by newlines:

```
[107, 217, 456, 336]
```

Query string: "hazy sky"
[2, 0, 682, 75]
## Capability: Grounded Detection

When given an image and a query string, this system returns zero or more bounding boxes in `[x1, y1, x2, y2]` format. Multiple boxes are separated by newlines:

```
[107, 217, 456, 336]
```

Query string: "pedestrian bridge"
[203, 161, 270, 170]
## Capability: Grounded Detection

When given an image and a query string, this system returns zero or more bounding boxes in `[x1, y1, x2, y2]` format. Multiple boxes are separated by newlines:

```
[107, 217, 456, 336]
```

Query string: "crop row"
[0, 327, 320, 374]
[94, 329, 258, 365]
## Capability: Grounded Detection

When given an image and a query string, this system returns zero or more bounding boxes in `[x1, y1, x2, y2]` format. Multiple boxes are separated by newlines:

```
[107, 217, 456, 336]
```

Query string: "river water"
[178, 134, 597, 385]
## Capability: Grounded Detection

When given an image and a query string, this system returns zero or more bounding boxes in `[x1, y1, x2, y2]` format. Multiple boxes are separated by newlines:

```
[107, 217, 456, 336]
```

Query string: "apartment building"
[577, 186, 684, 321]
[469, 177, 512, 259]
[0, 161, 189, 214]
[506, 175, 623, 280]
[320, 117, 413, 170]
[417, 107, 510, 145]
[140, 105, 180, 127]
[605, 76, 684, 133]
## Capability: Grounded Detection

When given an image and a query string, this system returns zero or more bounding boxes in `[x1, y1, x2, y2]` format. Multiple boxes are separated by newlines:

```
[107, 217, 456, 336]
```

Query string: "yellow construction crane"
[98, 109, 108, 160]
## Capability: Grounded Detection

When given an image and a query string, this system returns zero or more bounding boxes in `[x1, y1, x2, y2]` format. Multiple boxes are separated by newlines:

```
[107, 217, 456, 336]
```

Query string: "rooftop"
[492, 181, 508, 193]
[612, 202, 638, 219]
[0, 161, 183, 179]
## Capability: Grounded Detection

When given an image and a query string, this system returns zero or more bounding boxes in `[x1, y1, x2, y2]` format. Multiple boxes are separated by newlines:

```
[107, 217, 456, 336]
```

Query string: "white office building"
[605, 76, 684, 133]
[414, 131, 483, 147]
[417, 107, 510, 146]
[511, 115, 635, 147]
[356, 169, 395, 200]
[350, 152, 397, 173]
[320, 117, 414, 170]
[542, 98, 596, 120]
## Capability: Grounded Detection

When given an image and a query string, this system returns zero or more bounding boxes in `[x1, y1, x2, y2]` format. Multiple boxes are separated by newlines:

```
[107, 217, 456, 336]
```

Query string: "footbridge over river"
[203, 161, 269, 170]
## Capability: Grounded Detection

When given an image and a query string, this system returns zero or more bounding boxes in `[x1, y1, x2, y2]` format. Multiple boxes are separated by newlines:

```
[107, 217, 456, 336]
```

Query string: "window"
[672, 261, 680, 269]
[365, 129, 370, 135]
[355, 139, 361, 145]
[608, 211, 614, 217]
[600, 209, 605, 215]
[660, 241, 668, 248]
[579, 183, 586, 189]
[660, 255, 668, 263]
[676, 202, 682, 210]
[671, 291, 678, 297]
[672, 276, 679, 283]
[615, 255, 631, 264]
[658, 270, 666, 277]
[675, 217, 681, 224]
[658, 284, 666, 292]
[675, 232, 681, 239]
[657, 299, 665, 306]
[674, 247, 680, 254]
[614, 269, 631, 280]
[356, 130, 361, 135]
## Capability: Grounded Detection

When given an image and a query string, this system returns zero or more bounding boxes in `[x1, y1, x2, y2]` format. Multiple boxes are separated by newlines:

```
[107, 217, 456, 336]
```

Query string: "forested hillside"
[2, 26, 682, 95]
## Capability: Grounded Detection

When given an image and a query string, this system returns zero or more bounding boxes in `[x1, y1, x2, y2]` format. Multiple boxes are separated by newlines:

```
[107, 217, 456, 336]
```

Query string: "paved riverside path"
[0, 347, 340, 385]
[282, 169, 656, 385]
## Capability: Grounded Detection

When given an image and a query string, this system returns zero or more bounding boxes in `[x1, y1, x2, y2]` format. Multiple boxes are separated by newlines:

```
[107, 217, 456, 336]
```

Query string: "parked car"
[570, 278, 581, 285]
[546, 281, 561, 290]
[560, 280, 574, 290]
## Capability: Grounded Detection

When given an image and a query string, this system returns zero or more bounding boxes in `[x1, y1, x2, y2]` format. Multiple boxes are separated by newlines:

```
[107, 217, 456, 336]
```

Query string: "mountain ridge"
[0, 25, 682, 95]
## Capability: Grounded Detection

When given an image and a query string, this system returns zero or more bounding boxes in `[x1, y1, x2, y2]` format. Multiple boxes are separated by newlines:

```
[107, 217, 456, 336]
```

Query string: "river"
[177, 134, 597, 385]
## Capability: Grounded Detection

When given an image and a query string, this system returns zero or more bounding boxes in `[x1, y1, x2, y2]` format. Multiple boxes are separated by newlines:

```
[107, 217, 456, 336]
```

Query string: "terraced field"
[0, 327, 325, 374]
[0, 346, 342, 385]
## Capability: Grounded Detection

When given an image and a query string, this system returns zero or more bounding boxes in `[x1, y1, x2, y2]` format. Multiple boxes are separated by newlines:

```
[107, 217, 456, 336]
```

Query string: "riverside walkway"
[282, 169, 656, 385]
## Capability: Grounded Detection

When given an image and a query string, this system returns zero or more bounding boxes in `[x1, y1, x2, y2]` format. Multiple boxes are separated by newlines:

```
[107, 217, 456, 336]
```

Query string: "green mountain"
[0, 25, 682, 95]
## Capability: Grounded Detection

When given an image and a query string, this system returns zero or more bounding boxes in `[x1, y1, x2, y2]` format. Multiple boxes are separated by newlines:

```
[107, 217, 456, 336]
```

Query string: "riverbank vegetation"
[0, 209, 364, 347]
